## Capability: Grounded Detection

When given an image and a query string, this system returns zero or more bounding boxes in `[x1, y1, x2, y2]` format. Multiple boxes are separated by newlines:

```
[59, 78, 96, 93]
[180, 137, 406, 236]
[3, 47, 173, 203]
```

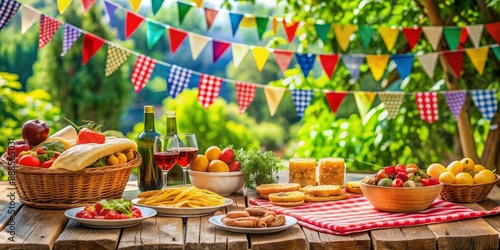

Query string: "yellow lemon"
[460, 157, 475, 172]
[446, 160, 465, 176]
[208, 159, 229, 172]
[205, 146, 222, 162]
[474, 169, 496, 184]
[455, 172, 474, 185]
[439, 171, 455, 184]
[426, 163, 447, 179]
[190, 155, 209, 172]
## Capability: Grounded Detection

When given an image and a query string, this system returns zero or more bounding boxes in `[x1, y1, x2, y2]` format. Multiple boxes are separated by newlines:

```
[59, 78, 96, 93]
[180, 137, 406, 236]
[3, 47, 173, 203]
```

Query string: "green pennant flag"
[255, 17, 269, 40]
[359, 25, 374, 50]
[147, 21, 166, 50]
[177, 2, 192, 25]
[492, 46, 500, 61]
[314, 23, 331, 44]
[151, 0, 164, 15]
[443, 27, 461, 51]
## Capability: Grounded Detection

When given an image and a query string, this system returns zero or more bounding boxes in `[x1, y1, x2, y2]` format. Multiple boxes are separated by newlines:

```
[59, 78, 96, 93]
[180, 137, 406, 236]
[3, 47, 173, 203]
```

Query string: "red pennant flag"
[325, 92, 346, 113]
[38, 15, 62, 49]
[168, 27, 188, 54]
[236, 81, 257, 114]
[212, 40, 231, 63]
[273, 50, 294, 73]
[204, 8, 218, 30]
[125, 11, 144, 39]
[402, 27, 421, 49]
[82, 33, 105, 65]
[131, 55, 156, 93]
[318, 54, 339, 79]
[282, 20, 299, 43]
[443, 51, 464, 77]
[458, 27, 468, 50]
[415, 92, 439, 123]
[198, 74, 223, 109]
[81, 0, 97, 13]
[485, 22, 500, 44]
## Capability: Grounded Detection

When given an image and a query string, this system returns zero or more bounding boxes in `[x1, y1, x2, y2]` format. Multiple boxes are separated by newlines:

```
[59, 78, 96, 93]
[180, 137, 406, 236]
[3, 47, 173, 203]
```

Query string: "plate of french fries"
[132, 186, 233, 217]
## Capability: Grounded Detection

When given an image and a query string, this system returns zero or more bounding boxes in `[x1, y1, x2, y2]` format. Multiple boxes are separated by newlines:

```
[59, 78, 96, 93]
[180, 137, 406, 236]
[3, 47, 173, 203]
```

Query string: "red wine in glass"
[177, 147, 199, 167]
[154, 151, 179, 171]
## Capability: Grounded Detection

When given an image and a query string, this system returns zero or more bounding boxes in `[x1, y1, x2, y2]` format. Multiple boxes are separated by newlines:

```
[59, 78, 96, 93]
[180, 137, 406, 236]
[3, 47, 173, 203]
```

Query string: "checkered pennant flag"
[198, 74, 223, 109]
[105, 45, 130, 76]
[38, 15, 61, 49]
[378, 92, 405, 119]
[131, 55, 156, 93]
[415, 92, 439, 123]
[291, 89, 314, 118]
[0, 0, 20, 30]
[236, 81, 256, 114]
[470, 89, 498, 122]
[443, 91, 466, 121]
[61, 24, 81, 56]
[168, 65, 192, 98]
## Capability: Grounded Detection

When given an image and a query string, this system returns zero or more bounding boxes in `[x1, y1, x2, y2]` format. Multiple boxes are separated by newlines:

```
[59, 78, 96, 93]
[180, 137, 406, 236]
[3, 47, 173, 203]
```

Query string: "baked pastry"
[345, 181, 363, 194]
[268, 191, 305, 207]
[300, 185, 347, 202]
[256, 183, 301, 199]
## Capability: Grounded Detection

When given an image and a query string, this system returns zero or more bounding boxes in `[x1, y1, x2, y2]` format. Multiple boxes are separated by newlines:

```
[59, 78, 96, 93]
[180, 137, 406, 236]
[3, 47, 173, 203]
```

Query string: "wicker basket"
[440, 174, 500, 203]
[2, 152, 140, 209]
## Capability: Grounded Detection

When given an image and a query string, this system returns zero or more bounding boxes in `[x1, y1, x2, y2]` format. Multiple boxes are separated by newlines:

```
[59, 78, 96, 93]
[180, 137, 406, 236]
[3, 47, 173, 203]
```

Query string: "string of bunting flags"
[0, 0, 497, 125]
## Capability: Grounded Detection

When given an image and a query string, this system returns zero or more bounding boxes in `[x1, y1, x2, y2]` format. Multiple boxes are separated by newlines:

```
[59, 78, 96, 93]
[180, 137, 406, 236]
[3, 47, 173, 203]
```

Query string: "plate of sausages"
[208, 207, 297, 234]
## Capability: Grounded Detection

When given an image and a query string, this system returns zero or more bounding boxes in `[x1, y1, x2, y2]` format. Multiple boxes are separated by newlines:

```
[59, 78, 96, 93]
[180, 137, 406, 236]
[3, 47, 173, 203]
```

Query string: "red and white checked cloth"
[250, 195, 500, 235]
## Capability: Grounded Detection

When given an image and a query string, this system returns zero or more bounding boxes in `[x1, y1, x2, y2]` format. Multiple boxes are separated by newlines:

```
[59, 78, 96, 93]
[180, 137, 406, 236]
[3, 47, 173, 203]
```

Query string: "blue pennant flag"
[168, 65, 192, 98]
[292, 89, 314, 118]
[342, 55, 365, 82]
[0, 0, 20, 30]
[229, 13, 244, 36]
[295, 53, 316, 77]
[470, 89, 498, 122]
[104, 0, 117, 24]
[61, 24, 81, 56]
[391, 54, 414, 80]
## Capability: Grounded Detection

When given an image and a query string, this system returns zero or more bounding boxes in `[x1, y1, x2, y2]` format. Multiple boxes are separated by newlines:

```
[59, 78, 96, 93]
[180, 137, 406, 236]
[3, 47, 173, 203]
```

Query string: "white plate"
[131, 198, 233, 217]
[208, 215, 297, 234]
[64, 207, 157, 229]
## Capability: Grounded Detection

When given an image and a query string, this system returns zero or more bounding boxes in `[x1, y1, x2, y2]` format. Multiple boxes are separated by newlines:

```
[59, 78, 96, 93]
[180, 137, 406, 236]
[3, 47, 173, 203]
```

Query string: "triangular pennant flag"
[291, 89, 314, 118]
[333, 24, 358, 52]
[415, 92, 439, 123]
[57, 0, 72, 14]
[168, 27, 188, 54]
[378, 92, 405, 119]
[391, 54, 414, 80]
[212, 40, 231, 63]
[240, 16, 256, 28]
[492, 46, 500, 61]
[235, 81, 257, 114]
[188, 33, 210, 60]
[318, 54, 339, 79]
[443, 27, 461, 50]
[147, 21, 166, 50]
[365, 55, 390, 81]
[231, 43, 249, 68]
[255, 17, 269, 40]
[251, 47, 270, 71]
[22, 5, 40, 34]
[465, 47, 489, 75]
[129, 0, 141, 12]
[295, 53, 316, 77]
[198, 74, 223, 109]
[465, 24, 483, 48]
[273, 50, 294, 73]
[193, 0, 203, 8]
[379, 26, 399, 52]
[353, 92, 376, 118]
[283, 20, 300, 43]
[342, 55, 364, 82]
[151, 0, 164, 15]
[104, 0, 117, 24]
[204, 8, 218, 30]
[81, 0, 97, 13]
[125, 11, 144, 39]
[417, 53, 439, 78]
[443, 51, 464, 77]
[325, 92, 346, 113]
[131, 55, 156, 93]
[61, 24, 81, 56]
[272, 18, 280, 35]
[358, 25, 374, 50]
[314, 23, 331, 44]
[402, 27, 422, 49]
[459, 27, 468, 50]
[443, 91, 466, 121]
[422, 26, 443, 51]
[105, 45, 131, 76]
[485, 22, 500, 44]
[168, 65, 192, 98]
[264, 86, 286, 116]
[82, 33, 105, 65]
[177, 2, 192, 25]
[470, 89, 498, 122]
[38, 15, 62, 49]
[229, 13, 244, 36]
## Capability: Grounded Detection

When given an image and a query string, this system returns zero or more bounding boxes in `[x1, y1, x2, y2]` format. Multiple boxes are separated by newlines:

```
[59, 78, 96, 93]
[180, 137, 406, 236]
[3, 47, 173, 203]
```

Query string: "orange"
[454, 172, 474, 185]
[190, 155, 209, 172]
[439, 171, 455, 184]
[473, 164, 486, 173]
[474, 169, 496, 184]
[446, 161, 465, 176]
[460, 157, 475, 172]
[205, 146, 222, 162]
[426, 163, 447, 179]
[208, 159, 230, 172]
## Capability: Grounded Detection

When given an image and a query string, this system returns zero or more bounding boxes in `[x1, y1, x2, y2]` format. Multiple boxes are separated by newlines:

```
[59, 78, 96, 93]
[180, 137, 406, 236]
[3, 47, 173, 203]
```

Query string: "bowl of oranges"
[426, 158, 499, 203]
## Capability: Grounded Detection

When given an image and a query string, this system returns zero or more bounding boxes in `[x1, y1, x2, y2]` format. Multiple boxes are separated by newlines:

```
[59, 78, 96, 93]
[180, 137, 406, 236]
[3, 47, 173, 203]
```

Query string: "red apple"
[21, 119, 49, 146]
[7, 140, 32, 159]
[229, 161, 241, 172]
[220, 148, 235, 164]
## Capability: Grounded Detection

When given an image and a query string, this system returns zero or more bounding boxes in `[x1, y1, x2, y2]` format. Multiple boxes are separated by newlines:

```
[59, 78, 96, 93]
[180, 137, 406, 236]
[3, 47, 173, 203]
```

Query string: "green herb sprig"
[236, 147, 280, 190]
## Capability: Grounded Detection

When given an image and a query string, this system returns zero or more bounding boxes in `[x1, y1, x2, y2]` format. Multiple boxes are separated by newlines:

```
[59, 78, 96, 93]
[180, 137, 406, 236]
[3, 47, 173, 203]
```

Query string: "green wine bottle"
[165, 111, 178, 136]
[136, 106, 162, 192]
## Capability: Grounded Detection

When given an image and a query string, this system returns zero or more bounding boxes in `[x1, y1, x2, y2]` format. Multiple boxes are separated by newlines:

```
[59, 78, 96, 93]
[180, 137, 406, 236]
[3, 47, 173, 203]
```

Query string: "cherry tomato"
[105, 211, 120, 219]
[18, 155, 41, 167]
[95, 215, 105, 220]
[94, 202, 102, 213]
[428, 177, 440, 185]
[384, 166, 395, 174]
[99, 209, 110, 217]
[120, 213, 130, 219]
[421, 178, 430, 186]
[75, 210, 86, 218]
[391, 178, 404, 187]
[40, 158, 55, 168]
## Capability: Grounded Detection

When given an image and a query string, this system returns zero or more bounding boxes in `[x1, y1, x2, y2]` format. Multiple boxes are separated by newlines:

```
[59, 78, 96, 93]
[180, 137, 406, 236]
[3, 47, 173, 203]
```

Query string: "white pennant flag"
[231, 42, 249, 68]
[422, 26, 443, 51]
[417, 52, 439, 78]
[188, 33, 210, 60]
[465, 24, 484, 48]
[22, 5, 40, 34]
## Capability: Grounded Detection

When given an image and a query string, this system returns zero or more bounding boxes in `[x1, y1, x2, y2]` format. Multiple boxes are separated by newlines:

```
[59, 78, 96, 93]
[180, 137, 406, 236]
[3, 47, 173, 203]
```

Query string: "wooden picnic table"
[0, 172, 500, 250]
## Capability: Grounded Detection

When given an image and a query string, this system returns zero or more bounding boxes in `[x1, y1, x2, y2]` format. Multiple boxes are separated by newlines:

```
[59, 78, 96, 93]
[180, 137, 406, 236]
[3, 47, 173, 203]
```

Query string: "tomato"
[391, 178, 404, 187]
[396, 172, 408, 182]
[428, 177, 440, 185]
[95, 215, 105, 220]
[94, 202, 102, 213]
[99, 209, 110, 217]
[75, 210, 86, 218]
[384, 166, 395, 174]
[18, 155, 41, 167]
[76, 211, 93, 219]
[40, 158, 55, 168]
[395, 164, 406, 173]
[421, 178, 430, 186]
[105, 211, 120, 219]
[120, 213, 130, 219]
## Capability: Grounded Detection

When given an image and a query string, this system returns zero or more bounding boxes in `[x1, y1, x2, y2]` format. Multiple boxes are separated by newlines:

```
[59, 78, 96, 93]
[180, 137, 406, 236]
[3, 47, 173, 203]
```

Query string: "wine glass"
[176, 133, 199, 186]
[153, 135, 180, 190]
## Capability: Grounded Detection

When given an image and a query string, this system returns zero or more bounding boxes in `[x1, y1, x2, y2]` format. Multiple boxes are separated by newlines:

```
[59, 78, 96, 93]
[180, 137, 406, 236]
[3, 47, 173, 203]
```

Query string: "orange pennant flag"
[379, 26, 399, 52]
[465, 46, 489, 75]
[333, 24, 358, 52]
[365, 55, 390, 81]
[193, 0, 203, 8]
[251, 46, 270, 71]
[264, 86, 286, 116]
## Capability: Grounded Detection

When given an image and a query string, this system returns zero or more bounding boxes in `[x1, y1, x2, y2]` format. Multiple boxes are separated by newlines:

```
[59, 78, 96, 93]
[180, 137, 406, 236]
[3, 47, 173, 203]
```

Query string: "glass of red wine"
[153, 135, 180, 190]
[176, 133, 199, 186]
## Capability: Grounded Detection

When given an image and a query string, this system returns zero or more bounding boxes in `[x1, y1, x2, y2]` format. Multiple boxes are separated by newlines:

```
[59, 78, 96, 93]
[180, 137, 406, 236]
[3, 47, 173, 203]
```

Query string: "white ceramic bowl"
[188, 170, 245, 196]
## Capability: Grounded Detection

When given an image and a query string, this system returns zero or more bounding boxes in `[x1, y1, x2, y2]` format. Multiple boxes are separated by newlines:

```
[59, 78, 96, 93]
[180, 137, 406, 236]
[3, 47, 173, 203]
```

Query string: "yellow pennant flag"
[231, 43, 249, 68]
[57, 0, 72, 14]
[465, 47, 489, 75]
[365, 55, 390, 81]
[264, 86, 286, 116]
[333, 24, 358, 52]
[379, 27, 399, 51]
[240, 16, 256, 28]
[272, 18, 282, 35]
[193, 0, 204, 8]
[130, 0, 142, 12]
[353, 92, 376, 119]
[251, 47, 270, 71]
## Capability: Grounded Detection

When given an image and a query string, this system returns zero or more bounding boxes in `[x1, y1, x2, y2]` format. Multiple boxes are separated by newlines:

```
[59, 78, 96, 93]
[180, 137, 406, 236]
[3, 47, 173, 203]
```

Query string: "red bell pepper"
[64, 118, 106, 145]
